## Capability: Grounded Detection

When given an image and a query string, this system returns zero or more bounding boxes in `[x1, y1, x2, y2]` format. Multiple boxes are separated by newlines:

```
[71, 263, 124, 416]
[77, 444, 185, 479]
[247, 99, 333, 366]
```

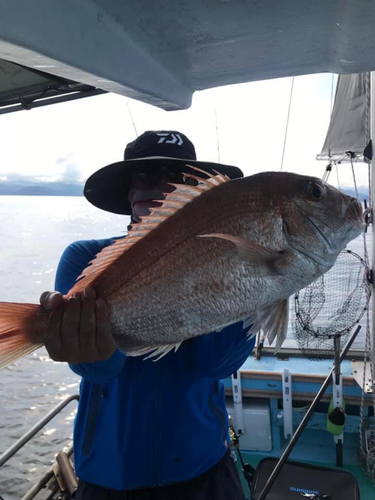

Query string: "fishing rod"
[126, 101, 138, 137]
[280, 76, 294, 172]
[214, 107, 220, 163]
[256, 324, 361, 500]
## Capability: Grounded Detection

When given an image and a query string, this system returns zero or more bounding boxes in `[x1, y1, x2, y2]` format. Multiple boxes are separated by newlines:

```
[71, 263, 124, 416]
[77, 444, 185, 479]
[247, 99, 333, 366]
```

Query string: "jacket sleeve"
[68, 349, 126, 384]
[55, 239, 126, 383]
[189, 321, 256, 380]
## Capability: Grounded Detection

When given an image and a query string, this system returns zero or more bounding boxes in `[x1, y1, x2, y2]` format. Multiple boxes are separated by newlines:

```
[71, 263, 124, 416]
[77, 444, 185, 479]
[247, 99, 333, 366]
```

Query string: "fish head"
[275, 173, 365, 270]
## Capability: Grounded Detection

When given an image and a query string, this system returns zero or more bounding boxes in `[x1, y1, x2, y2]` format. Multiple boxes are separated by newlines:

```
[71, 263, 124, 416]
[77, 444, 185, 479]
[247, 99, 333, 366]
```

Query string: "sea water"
[0, 195, 371, 499]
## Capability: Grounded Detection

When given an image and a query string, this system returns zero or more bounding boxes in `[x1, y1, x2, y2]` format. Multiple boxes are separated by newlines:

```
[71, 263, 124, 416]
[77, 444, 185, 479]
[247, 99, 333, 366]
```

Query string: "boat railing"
[0, 394, 79, 468]
[0, 394, 79, 499]
[0, 394, 79, 500]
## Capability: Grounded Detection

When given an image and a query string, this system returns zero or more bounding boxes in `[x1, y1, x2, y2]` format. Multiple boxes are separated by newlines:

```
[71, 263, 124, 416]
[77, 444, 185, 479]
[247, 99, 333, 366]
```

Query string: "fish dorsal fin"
[69, 167, 230, 295]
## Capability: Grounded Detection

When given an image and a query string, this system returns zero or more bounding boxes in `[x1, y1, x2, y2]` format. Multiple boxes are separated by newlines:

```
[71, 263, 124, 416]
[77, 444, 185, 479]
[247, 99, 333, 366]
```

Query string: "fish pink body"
[0, 170, 365, 366]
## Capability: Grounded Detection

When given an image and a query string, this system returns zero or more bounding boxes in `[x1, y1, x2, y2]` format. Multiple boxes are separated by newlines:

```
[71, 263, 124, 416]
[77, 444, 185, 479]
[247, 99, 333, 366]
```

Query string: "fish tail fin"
[0, 302, 46, 369]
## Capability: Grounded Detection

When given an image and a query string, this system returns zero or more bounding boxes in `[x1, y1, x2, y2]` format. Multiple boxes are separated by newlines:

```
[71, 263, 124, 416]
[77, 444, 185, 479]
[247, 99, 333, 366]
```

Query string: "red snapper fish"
[0, 170, 365, 367]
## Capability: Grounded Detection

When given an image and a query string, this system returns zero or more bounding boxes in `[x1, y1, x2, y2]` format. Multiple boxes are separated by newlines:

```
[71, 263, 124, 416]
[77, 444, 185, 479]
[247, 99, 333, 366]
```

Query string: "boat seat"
[251, 458, 360, 500]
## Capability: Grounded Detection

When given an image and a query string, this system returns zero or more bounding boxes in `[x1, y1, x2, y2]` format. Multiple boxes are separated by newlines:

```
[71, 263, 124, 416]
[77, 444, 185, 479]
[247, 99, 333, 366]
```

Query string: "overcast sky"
[0, 72, 369, 189]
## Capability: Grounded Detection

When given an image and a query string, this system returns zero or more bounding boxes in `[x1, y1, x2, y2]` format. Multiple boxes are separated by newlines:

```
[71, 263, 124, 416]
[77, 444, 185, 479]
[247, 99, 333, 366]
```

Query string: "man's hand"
[40, 287, 116, 364]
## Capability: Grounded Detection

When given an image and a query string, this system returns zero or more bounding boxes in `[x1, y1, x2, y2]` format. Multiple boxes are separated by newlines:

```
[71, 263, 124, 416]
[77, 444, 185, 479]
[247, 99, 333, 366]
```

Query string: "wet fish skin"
[0, 171, 365, 367]
[93, 171, 364, 355]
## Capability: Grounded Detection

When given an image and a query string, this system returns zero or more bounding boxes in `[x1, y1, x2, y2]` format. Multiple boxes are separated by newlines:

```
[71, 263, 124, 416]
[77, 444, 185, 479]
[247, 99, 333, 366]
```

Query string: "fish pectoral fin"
[256, 299, 289, 353]
[123, 341, 182, 361]
[242, 314, 261, 339]
[197, 233, 293, 276]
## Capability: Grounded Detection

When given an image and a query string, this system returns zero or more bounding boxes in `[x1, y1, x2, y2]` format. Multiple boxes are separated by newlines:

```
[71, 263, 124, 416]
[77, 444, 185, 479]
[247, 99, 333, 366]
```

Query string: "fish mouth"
[345, 197, 365, 229]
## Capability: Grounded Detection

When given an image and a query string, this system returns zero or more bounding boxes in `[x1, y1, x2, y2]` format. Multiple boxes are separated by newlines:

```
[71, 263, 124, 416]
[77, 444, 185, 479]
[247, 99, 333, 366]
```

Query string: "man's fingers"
[43, 307, 64, 361]
[60, 295, 81, 361]
[42, 287, 114, 364]
[40, 291, 65, 311]
[79, 288, 97, 360]
[96, 298, 116, 360]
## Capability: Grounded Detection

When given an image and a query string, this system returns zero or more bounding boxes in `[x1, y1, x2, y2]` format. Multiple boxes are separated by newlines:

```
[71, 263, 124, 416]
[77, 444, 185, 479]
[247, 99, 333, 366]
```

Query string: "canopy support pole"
[371, 72, 375, 384]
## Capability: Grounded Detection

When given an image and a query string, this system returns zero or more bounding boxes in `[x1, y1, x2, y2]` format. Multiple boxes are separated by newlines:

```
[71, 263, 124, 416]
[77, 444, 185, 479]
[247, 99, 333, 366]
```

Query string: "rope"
[350, 156, 359, 198]
[215, 108, 221, 163]
[126, 101, 138, 137]
[322, 161, 340, 190]
[326, 73, 335, 158]
[322, 75, 338, 186]
[280, 77, 294, 171]
[335, 163, 341, 190]
[330, 73, 335, 116]
[322, 163, 331, 183]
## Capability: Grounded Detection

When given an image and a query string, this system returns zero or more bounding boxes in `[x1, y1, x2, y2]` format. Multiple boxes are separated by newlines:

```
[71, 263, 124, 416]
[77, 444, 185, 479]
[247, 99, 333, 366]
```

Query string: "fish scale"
[0, 170, 365, 367]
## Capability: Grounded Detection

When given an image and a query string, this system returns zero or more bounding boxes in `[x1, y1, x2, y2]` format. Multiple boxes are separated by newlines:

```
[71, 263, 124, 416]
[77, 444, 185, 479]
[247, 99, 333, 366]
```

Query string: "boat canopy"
[317, 73, 371, 163]
[0, 58, 105, 114]
[1, 1, 375, 112]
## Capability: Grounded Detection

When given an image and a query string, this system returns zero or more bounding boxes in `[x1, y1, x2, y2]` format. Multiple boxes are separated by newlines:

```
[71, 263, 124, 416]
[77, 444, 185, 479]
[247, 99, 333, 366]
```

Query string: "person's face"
[128, 165, 197, 222]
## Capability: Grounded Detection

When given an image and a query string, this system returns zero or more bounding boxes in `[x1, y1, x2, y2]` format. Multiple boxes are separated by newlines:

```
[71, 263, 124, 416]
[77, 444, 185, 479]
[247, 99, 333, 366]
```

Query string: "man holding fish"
[0, 130, 364, 499]
[40, 131, 253, 499]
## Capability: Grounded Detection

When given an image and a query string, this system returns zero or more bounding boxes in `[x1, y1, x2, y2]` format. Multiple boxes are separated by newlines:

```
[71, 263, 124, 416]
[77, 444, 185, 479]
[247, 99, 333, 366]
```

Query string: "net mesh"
[293, 250, 368, 359]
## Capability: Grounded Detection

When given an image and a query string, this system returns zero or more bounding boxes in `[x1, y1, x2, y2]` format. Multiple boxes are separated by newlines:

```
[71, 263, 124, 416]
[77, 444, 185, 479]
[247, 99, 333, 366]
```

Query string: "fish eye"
[308, 182, 325, 201]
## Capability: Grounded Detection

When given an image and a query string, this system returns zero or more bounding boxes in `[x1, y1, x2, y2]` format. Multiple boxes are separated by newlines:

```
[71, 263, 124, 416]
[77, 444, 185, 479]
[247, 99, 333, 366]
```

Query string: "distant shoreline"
[0, 182, 84, 197]
[0, 192, 83, 196]
[0, 183, 369, 200]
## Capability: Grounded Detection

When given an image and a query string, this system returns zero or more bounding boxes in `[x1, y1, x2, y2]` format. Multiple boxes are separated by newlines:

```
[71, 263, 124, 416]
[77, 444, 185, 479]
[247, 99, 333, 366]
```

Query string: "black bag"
[251, 458, 360, 500]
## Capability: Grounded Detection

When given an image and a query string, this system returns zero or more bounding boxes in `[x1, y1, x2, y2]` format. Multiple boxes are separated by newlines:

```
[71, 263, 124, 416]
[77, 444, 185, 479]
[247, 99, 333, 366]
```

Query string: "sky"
[0, 72, 370, 190]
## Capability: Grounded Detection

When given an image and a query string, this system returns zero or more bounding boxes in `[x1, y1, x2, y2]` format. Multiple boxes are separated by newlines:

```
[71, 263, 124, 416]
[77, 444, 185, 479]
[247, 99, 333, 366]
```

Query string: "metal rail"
[0, 89, 107, 115]
[20, 445, 74, 500]
[256, 326, 361, 500]
[0, 394, 79, 467]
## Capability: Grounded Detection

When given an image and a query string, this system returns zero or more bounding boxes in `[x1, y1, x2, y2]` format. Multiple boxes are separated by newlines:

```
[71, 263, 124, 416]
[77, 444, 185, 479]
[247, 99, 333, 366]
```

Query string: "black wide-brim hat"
[84, 130, 244, 215]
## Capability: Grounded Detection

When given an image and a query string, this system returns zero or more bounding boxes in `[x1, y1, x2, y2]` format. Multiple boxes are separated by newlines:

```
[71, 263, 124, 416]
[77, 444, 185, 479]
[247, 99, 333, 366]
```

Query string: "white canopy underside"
[1, 1, 375, 111]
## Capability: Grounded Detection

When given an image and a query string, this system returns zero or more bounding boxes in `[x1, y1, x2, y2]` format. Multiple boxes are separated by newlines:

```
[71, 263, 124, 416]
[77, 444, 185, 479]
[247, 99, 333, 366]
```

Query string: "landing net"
[293, 250, 369, 359]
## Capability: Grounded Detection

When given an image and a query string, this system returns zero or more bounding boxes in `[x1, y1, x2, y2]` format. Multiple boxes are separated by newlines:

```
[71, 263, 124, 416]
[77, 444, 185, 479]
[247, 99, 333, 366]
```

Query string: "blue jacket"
[56, 238, 255, 491]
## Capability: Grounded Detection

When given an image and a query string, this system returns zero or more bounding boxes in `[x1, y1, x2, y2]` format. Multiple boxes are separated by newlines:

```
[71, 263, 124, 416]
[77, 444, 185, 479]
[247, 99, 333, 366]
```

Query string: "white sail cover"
[317, 73, 370, 162]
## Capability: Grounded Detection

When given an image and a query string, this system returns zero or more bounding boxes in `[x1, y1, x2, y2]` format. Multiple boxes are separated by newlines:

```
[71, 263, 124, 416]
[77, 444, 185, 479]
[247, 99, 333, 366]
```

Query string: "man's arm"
[41, 240, 126, 383]
[189, 321, 256, 379]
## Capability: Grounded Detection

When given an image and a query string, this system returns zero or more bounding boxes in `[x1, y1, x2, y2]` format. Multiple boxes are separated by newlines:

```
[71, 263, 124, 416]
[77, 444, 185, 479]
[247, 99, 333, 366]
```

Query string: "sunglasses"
[133, 166, 197, 186]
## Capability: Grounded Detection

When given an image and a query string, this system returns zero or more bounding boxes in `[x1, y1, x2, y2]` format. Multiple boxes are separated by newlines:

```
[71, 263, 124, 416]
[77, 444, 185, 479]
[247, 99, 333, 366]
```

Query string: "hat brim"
[84, 156, 244, 215]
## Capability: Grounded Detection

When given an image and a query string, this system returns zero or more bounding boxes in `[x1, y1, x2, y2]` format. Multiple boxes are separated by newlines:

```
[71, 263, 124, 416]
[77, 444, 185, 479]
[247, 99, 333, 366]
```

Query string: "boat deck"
[223, 354, 374, 498]
[241, 354, 354, 375]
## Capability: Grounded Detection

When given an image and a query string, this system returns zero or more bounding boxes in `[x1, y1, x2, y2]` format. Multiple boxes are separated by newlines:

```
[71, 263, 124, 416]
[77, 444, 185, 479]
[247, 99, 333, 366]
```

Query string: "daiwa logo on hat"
[124, 130, 194, 160]
[156, 132, 184, 145]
